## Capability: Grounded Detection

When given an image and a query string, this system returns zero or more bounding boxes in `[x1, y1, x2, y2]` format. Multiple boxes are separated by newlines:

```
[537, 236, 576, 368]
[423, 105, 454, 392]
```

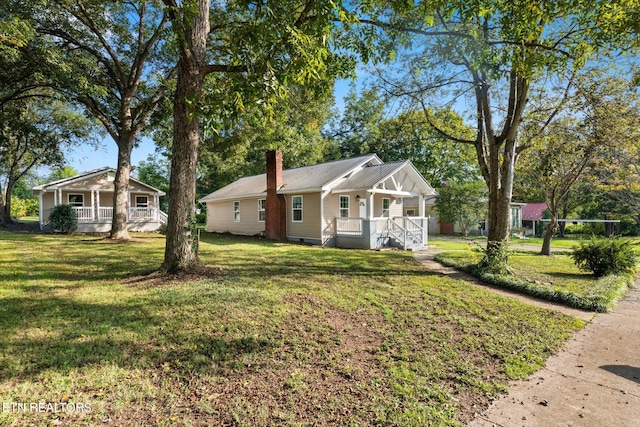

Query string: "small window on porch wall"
[233, 201, 240, 222]
[68, 194, 84, 207]
[135, 196, 148, 208]
[292, 195, 303, 222]
[382, 198, 390, 217]
[406, 209, 416, 217]
[339, 195, 349, 218]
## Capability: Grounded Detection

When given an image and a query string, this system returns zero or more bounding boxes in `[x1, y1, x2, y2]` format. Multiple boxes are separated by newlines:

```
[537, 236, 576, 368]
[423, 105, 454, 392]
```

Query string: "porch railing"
[158, 210, 168, 225]
[70, 206, 161, 222]
[336, 217, 363, 236]
[129, 207, 155, 220]
[73, 207, 94, 223]
[98, 207, 113, 222]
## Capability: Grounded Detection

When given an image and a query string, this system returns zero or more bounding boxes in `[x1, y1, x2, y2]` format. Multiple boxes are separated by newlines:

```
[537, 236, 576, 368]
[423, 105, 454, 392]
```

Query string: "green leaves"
[435, 181, 487, 237]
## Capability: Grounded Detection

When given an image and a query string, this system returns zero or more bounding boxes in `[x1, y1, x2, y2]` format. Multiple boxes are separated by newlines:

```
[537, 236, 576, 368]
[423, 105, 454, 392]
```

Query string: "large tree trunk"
[161, 0, 208, 272]
[0, 183, 13, 225]
[110, 137, 134, 240]
[541, 215, 558, 255]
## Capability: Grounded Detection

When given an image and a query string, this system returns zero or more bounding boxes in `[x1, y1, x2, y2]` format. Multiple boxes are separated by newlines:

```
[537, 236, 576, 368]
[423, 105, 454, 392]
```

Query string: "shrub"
[48, 204, 78, 234]
[571, 237, 637, 277]
[195, 213, 207, 224]
[10, 197, 39, 218]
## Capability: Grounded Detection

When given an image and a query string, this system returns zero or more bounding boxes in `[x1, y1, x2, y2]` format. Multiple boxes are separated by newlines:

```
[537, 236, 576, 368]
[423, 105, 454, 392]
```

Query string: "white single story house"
[33, 167, 167, 232]
[201, 151, 437, 250]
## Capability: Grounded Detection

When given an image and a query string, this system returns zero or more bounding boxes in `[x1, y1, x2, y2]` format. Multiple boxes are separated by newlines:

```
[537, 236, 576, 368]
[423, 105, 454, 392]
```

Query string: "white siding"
[206, 198, 265, 235]
[286, 192, 322, 240]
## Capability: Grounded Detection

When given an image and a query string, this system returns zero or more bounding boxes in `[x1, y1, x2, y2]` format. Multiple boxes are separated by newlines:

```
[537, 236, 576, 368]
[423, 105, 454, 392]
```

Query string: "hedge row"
[433, 252, 632, 312]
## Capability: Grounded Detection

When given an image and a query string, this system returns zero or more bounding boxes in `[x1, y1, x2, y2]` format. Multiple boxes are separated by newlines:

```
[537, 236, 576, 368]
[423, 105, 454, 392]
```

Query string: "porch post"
[366, 192, 374, 219]
[418, 194, 426, 246]
[58, 189, 63, 205]
[96, 191, 101, 220]
[154, 193, 159, 220]
[91, 190, 96, 221]
[127, 191, 131, 220]
[39, 192, 43, 230]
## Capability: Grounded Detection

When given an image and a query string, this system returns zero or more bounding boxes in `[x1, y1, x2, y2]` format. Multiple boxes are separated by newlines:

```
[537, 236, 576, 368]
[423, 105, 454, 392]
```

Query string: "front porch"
[67, 206, 167, 232]
[335, 216, 428, 251]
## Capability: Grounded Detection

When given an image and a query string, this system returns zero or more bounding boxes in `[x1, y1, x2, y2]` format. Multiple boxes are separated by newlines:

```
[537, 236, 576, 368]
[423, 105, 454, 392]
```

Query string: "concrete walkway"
[412, 250, 640, 426]
[412, 251, 594, 321]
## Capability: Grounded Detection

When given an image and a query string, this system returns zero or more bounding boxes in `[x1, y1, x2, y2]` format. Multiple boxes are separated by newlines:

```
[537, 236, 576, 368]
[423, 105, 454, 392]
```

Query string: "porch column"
[154, 193, 159, 220]
[58, 189, 63, 205]
[418, 194, 425, 218]
[127, 191, 131, 220]
[418, 194, 426, 247]
[39, 192, 43, 230]
[366, 192, 374, 219]
[91, 190, 96, 221]
[96, 191, 101, 220]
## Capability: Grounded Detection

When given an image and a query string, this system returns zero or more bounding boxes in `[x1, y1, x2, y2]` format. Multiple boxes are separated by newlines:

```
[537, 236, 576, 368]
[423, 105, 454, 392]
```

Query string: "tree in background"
[136, 155, 170, 212]
[517, 72, 640, 253]
[197, 83, 336, 196]
[435, 181, 487, 237]
[160, 0, 342, 272]
[0, 99, 92, 224]
[43, 166, 78, 183]
[327, 86, 386, 159]
[9, 0, 175, 240]
[347, 0, 640, 272]
[326, 87, 478, 188]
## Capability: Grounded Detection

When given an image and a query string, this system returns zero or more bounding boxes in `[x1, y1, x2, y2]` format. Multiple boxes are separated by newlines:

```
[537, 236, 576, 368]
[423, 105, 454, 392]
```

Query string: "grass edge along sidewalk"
[434, 251, 632, 312]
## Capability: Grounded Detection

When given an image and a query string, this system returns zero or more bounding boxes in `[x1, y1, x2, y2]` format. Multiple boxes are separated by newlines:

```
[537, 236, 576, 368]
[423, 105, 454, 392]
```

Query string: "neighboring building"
[522, 202, 548, 236]
[33, 167, 167, 232]
[406, 196, 525, 236]
[201, 151, 437, 250]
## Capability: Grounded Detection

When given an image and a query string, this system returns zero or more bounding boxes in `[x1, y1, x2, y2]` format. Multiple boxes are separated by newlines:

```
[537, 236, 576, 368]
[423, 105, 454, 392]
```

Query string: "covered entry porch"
[329, 160, 435, 250]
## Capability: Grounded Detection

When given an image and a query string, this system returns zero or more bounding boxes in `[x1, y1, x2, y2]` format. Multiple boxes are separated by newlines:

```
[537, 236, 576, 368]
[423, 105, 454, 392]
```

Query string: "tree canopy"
[345, 0, 640, 271]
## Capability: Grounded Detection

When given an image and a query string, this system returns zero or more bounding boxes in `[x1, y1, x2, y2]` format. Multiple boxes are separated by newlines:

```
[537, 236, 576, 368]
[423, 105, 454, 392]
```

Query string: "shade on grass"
[0, 232, 583, 426]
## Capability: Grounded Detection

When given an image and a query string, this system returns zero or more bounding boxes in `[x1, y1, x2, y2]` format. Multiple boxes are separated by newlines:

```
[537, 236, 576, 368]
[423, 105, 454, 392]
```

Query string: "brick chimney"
[265, 150, 287, 240]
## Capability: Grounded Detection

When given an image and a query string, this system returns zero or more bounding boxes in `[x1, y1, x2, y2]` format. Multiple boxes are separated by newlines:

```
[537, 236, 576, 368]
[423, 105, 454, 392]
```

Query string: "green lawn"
[434, 250, 632, 312]
[0, 231, 584, 426]
[429, 235, 582, 251]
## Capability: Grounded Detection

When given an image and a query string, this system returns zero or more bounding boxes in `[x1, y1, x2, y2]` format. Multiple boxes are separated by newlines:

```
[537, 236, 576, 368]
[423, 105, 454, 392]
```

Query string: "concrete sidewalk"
[412, 250, 640, 426]
[469, 285, 640, 427]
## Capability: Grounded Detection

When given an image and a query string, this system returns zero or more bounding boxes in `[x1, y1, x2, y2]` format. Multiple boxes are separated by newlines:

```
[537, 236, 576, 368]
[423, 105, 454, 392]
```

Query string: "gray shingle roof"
[201, 155, 380, 202]
[332, 161, 407, 191]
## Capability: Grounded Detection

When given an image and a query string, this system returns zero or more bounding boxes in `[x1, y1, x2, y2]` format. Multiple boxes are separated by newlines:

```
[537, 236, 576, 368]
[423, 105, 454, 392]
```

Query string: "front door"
[359, 197, 366, 218]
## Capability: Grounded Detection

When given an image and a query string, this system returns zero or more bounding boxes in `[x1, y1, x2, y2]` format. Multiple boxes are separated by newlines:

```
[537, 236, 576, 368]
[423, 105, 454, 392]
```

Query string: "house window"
[292, 195, 303, 222]
[339, 195, 350, 218]
[382, 198, 390, 217]
[406, 209, 416, 217]
[68, 194, 84, 207]
[233, 201, 240, 222]
[258, 199, 266, 222]
[135, 196, 148, 208]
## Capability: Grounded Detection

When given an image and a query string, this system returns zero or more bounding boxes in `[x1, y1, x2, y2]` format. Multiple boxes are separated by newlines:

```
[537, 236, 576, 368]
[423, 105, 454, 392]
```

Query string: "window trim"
[406, 209, 416, 217]
[135, 195, 149, 208]
[68, 194, 84, 207]
[339, 195, 350, 218]
[292, 195, 303, 223]
[233, 201, 240, 222]
[258, 199, 266, 222]
[382, 198, 391, 217]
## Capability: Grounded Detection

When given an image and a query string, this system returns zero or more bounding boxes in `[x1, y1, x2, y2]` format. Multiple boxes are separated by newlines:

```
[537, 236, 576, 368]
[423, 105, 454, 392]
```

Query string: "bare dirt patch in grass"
[122, 265, 226, 287]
